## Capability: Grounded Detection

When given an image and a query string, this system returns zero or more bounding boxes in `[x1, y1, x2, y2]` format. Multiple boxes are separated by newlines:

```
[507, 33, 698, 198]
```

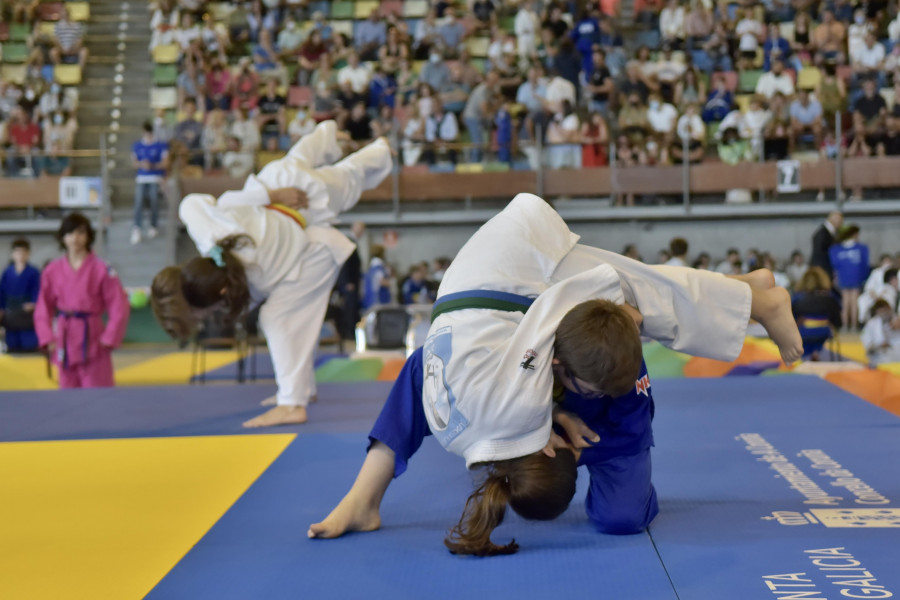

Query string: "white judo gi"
[861, 315, 900, 364]
[423, 193, 752, 467]
[180, 121, 393, 407]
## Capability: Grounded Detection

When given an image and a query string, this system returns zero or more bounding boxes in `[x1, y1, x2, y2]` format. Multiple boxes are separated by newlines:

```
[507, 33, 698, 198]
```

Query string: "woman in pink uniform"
[34, 213, 130, 388]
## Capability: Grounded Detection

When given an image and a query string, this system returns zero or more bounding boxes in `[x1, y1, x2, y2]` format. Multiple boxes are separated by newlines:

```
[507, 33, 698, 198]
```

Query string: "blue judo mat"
[2, 375, 899, 598]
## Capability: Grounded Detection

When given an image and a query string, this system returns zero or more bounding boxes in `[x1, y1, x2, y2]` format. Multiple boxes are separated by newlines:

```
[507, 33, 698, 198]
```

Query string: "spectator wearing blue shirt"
[131, 121, 169, 245]
[829, 224, 870, 330]
[763, 23, 800, 72]
[702, 77, 734, 122]
[516, 65, 549, 140]
[437, 9, 468, 57]
[369, 66, 398, 109]
[0, 238, 41, 352]
[356, 12, 388, 61]
[494, 100, 514, 163]
[789, 89, 823, 149]
[174, 97, 204, 167]
[571, 6, 603, 74]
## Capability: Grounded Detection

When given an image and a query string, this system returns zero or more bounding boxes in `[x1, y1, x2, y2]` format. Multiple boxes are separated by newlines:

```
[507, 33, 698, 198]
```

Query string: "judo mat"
[2, 372, 900, 600]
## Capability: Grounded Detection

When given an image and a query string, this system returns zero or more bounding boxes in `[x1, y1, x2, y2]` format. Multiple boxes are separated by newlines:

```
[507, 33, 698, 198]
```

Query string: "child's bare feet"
[242, 405, 307, 428]
[752, 286, 803, 364]
[308, 493, 381, 539]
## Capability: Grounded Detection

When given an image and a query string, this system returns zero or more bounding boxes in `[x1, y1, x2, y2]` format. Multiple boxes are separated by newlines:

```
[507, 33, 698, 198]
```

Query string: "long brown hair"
[444, 449, 577, 557]
[150, 266, 194, 341]
[180, 234, 254, 322]
[554, 299, 643, 398]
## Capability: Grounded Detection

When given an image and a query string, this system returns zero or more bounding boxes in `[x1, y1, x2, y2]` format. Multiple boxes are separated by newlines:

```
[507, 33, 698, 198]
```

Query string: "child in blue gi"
[0, 238, 41, 352]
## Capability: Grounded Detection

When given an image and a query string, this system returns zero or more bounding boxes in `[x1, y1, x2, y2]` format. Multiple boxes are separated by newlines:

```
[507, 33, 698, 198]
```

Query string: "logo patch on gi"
[635, 374, 651, 396]
[520, 349, 537, 370]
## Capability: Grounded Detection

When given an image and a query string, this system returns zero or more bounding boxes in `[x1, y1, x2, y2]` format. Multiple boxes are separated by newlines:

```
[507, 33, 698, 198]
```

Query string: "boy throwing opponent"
[309, 193, 801, 554]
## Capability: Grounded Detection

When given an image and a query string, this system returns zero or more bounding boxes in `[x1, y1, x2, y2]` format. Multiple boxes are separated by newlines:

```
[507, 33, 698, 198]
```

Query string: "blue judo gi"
[0, 262, 41, 352]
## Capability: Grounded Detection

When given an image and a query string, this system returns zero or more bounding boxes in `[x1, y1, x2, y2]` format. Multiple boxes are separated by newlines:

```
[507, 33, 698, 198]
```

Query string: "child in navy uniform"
[0, 238, 41, 352]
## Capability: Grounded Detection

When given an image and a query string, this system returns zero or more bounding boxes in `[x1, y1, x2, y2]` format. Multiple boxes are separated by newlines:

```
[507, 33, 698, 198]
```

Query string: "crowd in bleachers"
[0, 2, 88, 177]
[144, 0, 900, 200]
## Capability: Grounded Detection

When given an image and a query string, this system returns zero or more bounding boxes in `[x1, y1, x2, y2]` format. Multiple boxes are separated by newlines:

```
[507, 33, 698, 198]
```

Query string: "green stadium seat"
[2, 43, 29, 63]
[402, 0, 428, 17]
[706, 121, 720, 145]
[153, 63, 178, 86]
[738, 70, 762, 93]
[331, 1, 355, 19]
[10, 23, 31, 42]
[499, 16, 516, 33]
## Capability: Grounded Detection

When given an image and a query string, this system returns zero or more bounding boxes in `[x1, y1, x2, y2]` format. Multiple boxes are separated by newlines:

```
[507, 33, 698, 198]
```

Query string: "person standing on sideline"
[336, 221, 366, 341]
[131, 121, 170, 245]
[363, 244, 392, 309]
[810, 211, 843, 278]
[34, 214, 130, 388]
[0, 238, 41, 352]
[829, 224, 869, 330]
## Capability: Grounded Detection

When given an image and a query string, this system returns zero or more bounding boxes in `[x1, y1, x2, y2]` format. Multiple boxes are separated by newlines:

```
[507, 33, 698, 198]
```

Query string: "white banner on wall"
[59, 177, 103, 208]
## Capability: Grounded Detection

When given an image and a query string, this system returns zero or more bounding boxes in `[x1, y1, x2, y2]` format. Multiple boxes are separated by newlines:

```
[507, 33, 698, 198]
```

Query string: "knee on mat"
[589, 509, 653, 535]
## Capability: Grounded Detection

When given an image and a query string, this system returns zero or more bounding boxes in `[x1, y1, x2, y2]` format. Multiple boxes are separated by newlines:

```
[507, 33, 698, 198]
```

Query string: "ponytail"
[151, 266, 194, 341]
[444, 449, 577, 557]
[181, 234, 254, 322]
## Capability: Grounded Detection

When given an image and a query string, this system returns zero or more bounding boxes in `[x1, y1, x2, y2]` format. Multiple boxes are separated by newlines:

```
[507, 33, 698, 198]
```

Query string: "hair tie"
[208, 245, 226, 268]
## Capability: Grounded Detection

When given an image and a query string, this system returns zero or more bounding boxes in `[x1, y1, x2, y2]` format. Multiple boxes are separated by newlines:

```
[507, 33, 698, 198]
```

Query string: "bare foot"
[262, 394, 315, 406]
[753, 287, 803, 364]
[242, 405, 308, 428]
[729, 268, 775, 290]
[308, 493, 381, 539]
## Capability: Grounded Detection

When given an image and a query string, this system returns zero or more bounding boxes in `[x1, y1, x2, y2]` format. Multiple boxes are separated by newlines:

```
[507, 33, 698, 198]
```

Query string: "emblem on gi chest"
[520, 349, 537, 370]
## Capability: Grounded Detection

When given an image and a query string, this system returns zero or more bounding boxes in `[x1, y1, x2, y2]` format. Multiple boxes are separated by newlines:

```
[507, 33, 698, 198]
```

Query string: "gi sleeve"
[217, 186, 271, 209]
[99, 266, 130, 349]
[179, 193, 245, 255]
[499, 264, 624, 377]
[33, 267, 58, 348]
[288, 120, 343, 168]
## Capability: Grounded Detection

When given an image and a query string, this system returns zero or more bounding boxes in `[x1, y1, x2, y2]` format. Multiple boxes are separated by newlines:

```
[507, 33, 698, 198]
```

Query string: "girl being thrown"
[151, 121, 393, 427]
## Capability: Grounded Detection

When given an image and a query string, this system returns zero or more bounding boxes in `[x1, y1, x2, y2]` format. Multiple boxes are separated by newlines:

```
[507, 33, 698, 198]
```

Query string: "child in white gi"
[862, 299, 900, 365]
[151, 121, 393, 427]
[309, 193, 803, 554]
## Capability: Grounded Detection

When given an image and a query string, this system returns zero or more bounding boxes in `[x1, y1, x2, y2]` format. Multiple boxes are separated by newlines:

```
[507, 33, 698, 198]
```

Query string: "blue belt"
[430, 290, 535, 323]
[56, 310, 92, 368]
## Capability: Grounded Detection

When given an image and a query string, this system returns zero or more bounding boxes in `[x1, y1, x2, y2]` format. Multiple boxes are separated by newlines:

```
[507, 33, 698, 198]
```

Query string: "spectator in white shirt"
[337, 51, 372, 95]
[659, 0, 685, 48]
[546, 99, 581, 169]
[423, 102, 459, 164]
[222, 135, 254, 179]
[741, 96, 771, 156]
[853, 32, 886, 88]
[735, 9, 764, 70]
[229, 108, 261, 152]
[646, 92, 678, 163]
[672, 103, 705, 163]
[288, 106, 317, 143]
[847, 8, 873, 65]
[515, 1, 540, 60]
[174, 12, 202, 63]
[755, 59, 795, 99]
[542, 70, 577, 114]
